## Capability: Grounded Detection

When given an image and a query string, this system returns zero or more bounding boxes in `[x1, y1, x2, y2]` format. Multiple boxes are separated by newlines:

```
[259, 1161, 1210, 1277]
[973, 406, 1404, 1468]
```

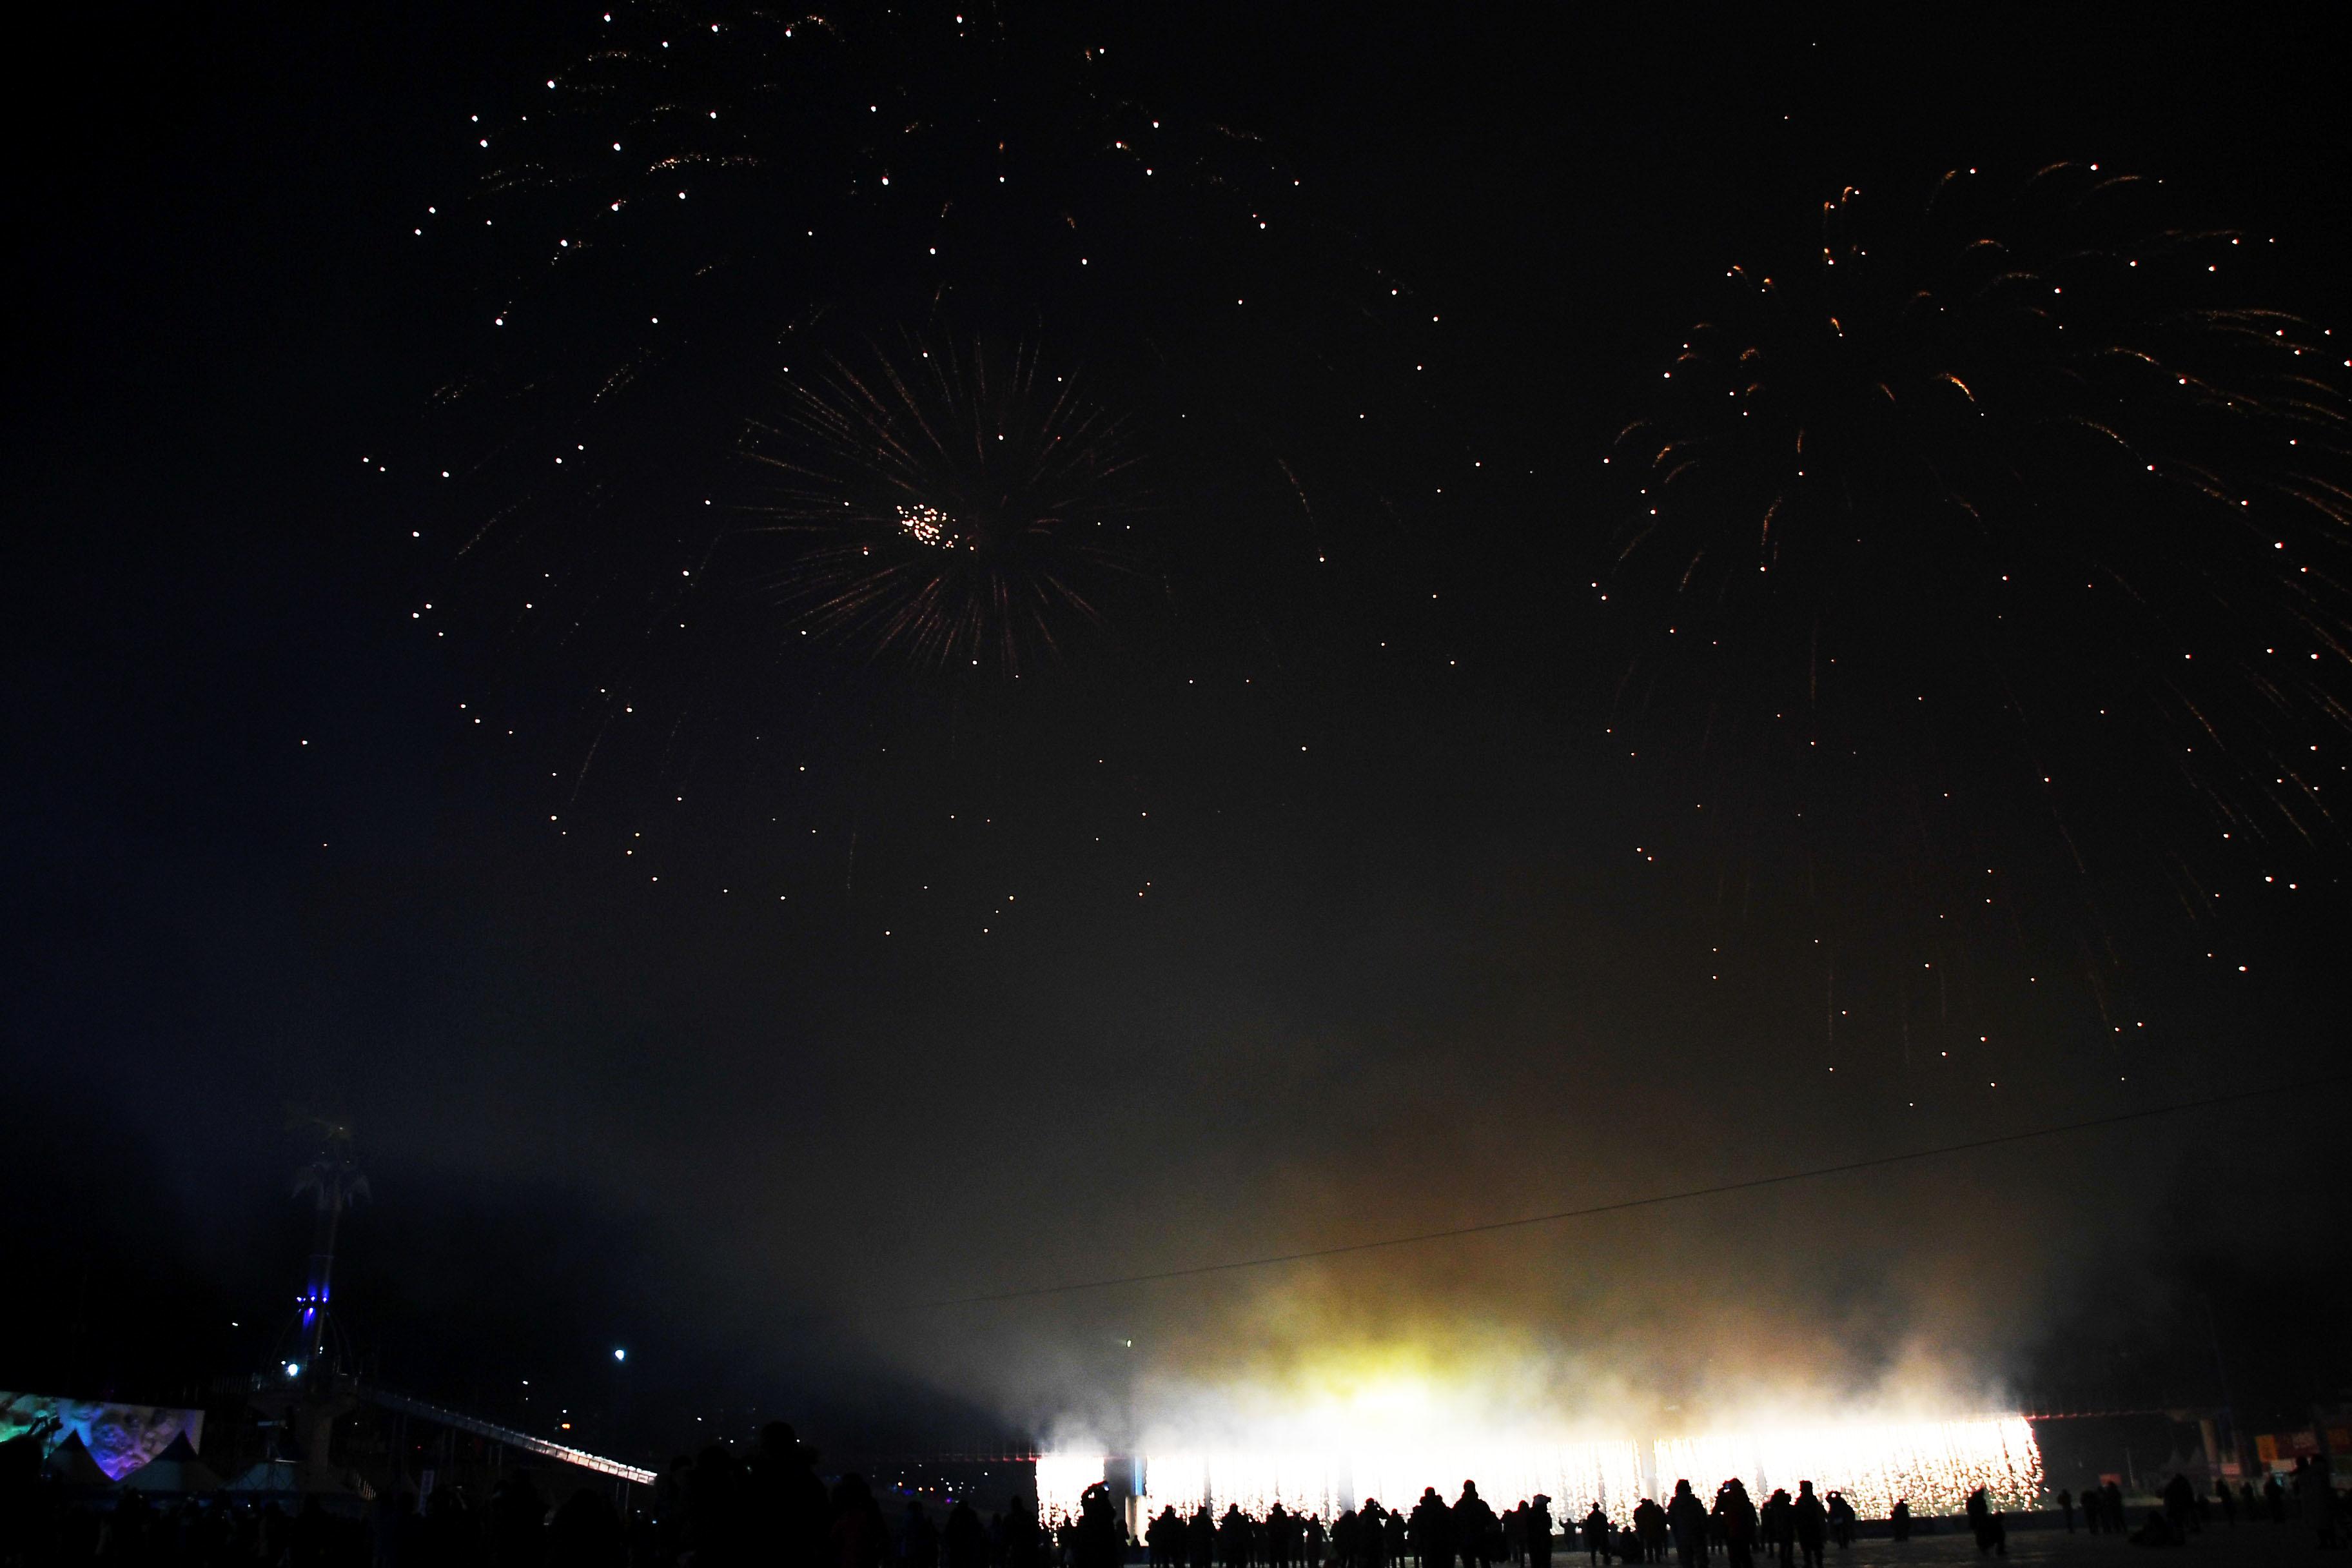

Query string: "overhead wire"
[902, 1072, 2352, 1313]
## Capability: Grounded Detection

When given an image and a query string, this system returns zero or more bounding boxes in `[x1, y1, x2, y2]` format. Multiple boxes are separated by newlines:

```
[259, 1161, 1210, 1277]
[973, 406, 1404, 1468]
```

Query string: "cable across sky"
[910, 1073, 2352, 1311]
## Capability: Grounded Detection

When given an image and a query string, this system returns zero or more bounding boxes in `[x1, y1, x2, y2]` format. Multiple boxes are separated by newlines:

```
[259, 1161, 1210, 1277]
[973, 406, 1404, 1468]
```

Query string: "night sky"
[6, 3, 2351, 1462]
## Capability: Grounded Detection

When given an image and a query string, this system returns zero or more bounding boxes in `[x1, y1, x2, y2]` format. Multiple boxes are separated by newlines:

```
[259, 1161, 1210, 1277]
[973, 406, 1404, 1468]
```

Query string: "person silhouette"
[2295, 1456, 2336, 1549]
[1582, 1505, 1611, 1565]
[1634, 1498, 1667, 1564]
[1823, 1492, 1852, 1551]
[1717, 1481, 1756, 1568]
[1788, 1484, 1825, 1568]
[744, 1424, 831, 1568]
[1458, 1484, 1498, 1568]
[946, 1497, 988, 1568]
[1527, 1496, 1554, 1568]
[1191, 1507, 1219, 1568]
[1759, 1489, 1791, 1568]
[1149, 1505, 1182, 1568]
[1666, 1483, 1707, 1568]
[489, 1470, 545, 1567]
[1007, 1496, 1044, 1568]
[1411, 1488, 1454, 1568]
[1962, 1487, 2004, 1558]
[832, 1475, 890, 1568]
[1268, 1503, 1298, 1568]
[370, 1486, 423, 1568]
[906, 1502, 943, 1568]
[548, 1488, 626, 1568]
[1075, 1483, 1124, 1568]
[2161, 1473, 2195, 1536]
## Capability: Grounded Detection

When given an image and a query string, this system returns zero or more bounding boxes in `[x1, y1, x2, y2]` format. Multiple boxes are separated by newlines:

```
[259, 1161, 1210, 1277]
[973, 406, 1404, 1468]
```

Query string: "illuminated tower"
[258, 1121, 369, 1490]
[286, 1121, 368, 1377]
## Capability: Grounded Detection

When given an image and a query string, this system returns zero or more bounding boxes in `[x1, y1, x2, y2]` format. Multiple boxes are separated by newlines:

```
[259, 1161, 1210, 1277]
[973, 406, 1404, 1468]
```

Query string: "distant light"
[284, 1362, 302, 1378]
[614, 1348, 628, 1363]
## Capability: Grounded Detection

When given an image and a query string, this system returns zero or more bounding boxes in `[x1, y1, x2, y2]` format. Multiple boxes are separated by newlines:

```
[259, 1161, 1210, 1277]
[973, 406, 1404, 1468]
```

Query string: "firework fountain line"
[1034, 1416, 2043, 1527]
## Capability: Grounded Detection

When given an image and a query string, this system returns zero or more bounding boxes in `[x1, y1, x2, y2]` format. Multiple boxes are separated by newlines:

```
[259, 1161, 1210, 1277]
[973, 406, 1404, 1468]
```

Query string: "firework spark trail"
[740, 331, 1152, 674]
[1654, 1416, 2043, 1518]
[1605, 161, 2352, 1048]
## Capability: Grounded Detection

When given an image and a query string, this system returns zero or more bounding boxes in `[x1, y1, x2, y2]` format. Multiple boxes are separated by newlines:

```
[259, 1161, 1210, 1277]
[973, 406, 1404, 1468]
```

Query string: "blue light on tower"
[289, 1124, 366, 1377]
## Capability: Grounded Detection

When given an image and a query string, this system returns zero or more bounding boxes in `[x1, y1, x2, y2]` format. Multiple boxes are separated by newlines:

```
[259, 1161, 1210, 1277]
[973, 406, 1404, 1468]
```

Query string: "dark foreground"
[2, 1509, 2347, 1568]
[1807, 1523, 2346, 1568]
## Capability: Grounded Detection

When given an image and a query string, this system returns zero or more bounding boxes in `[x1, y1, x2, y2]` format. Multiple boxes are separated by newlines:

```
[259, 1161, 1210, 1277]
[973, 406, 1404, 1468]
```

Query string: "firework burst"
[408, 0, 1415, 691]
[1608, 163, 2352, 1023]
[740, 331, 1153, 674]
[393, 0, 1426, 836]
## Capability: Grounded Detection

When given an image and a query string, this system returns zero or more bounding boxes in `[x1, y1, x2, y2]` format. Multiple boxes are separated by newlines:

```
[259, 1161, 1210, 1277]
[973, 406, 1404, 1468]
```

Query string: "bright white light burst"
[1039, 1417, 2041, 1525]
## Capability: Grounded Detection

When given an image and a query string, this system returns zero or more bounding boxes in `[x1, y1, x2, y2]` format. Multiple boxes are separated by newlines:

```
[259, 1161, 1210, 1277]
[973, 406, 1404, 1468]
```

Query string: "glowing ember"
[896, 504, 963, 550]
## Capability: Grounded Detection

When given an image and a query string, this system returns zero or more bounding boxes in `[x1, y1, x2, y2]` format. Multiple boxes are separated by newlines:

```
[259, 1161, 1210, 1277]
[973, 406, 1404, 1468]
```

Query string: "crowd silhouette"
[5, 1415, 2349, 1567]
[2051, 1457, 2346, 1550]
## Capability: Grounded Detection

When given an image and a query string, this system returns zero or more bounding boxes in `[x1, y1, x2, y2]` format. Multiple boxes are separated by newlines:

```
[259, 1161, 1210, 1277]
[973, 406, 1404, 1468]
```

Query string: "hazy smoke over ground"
[852, 1067, 2186, 1449]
